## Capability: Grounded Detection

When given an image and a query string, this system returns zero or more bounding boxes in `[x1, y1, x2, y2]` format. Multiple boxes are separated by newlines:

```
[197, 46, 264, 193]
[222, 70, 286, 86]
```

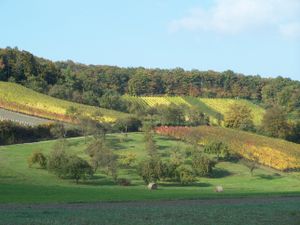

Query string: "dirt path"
[1, 196, 299, 210]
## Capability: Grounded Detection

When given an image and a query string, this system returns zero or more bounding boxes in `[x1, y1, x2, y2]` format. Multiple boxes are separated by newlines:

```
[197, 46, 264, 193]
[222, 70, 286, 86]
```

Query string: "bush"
[27, 151, 47, 168]
[204, 141, 230, 161]
[160, 162, 177, 181]
[192, 153, 215, 177]
[175, 165, 195, 185]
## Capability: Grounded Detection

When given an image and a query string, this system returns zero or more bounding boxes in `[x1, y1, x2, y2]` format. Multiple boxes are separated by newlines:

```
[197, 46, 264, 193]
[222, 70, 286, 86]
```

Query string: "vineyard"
[199, 98, 265, 125]
[123, 96, 265, 125]
[0, 82, 128, 123]
[155, 126, 300, 171]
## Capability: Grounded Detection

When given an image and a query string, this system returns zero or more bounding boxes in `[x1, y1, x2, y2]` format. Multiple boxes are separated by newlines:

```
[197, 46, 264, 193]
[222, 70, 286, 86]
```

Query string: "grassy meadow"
[0, 133, 299, 204]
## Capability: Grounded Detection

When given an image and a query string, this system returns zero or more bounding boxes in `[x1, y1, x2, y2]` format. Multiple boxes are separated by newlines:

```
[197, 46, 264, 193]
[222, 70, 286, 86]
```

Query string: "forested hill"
[0, 47, 299, 116]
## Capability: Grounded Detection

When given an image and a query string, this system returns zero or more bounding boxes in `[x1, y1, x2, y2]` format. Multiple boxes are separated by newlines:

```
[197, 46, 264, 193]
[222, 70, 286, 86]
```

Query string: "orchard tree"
[64, 155, 94, 184]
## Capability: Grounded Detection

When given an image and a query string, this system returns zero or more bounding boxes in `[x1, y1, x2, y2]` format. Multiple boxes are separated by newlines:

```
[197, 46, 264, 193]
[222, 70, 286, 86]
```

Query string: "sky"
[1, 0, 300, 81]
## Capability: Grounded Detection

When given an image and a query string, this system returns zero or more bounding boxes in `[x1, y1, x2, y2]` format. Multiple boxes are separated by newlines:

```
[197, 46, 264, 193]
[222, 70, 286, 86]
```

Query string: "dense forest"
[0, 47, 299, 117]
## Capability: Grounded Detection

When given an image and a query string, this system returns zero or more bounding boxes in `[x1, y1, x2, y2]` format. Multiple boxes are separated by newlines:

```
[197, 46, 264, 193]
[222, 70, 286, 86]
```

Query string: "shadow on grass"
[211, 168, 233, 178]
[106, 139, 133, 151]
[159, 182, 212, 188]
[79, 175, 139, 186]
[257, 173, 282, 180]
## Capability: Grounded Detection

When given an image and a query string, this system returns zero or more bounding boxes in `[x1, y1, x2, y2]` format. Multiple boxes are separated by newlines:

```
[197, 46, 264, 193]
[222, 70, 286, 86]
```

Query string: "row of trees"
[1, 47, 299, 116]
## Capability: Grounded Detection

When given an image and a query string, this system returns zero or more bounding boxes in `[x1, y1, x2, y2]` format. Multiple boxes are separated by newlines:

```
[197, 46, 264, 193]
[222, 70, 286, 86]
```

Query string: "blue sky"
[1, 0, 300, 80]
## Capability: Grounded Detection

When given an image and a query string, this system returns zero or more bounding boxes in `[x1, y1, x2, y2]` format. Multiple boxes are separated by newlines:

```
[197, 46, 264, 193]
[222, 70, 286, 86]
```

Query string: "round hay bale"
[215, 185, 223, 192]
[148, 183, 158, 190]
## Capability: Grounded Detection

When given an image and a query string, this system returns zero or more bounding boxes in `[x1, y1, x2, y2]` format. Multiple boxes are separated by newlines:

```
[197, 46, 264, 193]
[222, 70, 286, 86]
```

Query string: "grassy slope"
[0, 82, 128, 122]
[0, 133, 299, 204]
[123, 96, 265, 125]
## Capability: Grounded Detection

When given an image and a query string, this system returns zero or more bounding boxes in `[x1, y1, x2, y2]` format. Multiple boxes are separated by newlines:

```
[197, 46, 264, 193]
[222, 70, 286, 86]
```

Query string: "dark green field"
[1, 197, 300, 225]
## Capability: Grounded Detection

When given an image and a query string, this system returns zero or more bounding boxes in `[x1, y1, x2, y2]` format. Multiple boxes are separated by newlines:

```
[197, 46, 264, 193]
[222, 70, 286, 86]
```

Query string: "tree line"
[0, 47, 299, 117]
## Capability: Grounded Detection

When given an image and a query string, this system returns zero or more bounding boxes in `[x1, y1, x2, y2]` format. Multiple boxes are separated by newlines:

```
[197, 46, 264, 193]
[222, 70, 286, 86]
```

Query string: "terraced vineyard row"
[156, 126, 300, 171]
[0, 82, 129, 123]
[200, 98, 265, 125]
[123, 96, 265, 125]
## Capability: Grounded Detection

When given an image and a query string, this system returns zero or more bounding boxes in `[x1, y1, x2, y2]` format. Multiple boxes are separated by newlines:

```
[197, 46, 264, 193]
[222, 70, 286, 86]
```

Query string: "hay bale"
[148, 183, 158, 190]
[215, 185, 223, 192]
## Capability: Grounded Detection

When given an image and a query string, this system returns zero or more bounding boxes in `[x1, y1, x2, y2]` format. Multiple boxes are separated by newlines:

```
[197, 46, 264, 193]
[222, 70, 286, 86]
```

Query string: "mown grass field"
[156, 126, 300, 170]
[1, 197, 300, 225]
[123, 96, 265, 125]
[0, 133, 299, 204]
[0, 82, 128, 122]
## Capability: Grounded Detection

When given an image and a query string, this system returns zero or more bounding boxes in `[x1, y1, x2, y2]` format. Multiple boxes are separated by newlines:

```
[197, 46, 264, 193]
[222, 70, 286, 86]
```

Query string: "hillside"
[0, 82, 129, 123]
[156, 126, 300, 170]
[0, 133, 299, 204]
[123, 96, 265, 125]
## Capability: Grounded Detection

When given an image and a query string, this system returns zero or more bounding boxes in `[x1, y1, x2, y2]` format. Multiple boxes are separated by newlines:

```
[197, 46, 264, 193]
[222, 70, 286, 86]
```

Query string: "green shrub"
[175, 165, 195, 185]
[204, 141, 230, 161]
[160, 162, 177, 181]
[192, 153, 215, 177]
[27, 151, 47, 168]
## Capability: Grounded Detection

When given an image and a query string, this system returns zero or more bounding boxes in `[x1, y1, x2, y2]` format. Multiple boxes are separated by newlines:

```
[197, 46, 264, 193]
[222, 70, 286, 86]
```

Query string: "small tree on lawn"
[64, 155, 94, 184]
[191, 152, 215, 177]
[138, 158, 163, 184]
[170, 147, 185, 168]
[243, 151, 260, 176]
[86, 138, 118, 181]
[28, 151, 47, 168]
[47, 148, 69, 178]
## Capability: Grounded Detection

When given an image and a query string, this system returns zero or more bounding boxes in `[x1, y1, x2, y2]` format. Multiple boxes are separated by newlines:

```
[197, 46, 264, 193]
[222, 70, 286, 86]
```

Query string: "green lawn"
[0, 133, 299, 204]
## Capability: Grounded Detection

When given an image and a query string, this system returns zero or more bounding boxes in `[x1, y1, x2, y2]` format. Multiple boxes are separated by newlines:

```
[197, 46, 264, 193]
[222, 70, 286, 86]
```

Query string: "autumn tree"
[224, 104, 255, 131]
[261, 105, 290, 139]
